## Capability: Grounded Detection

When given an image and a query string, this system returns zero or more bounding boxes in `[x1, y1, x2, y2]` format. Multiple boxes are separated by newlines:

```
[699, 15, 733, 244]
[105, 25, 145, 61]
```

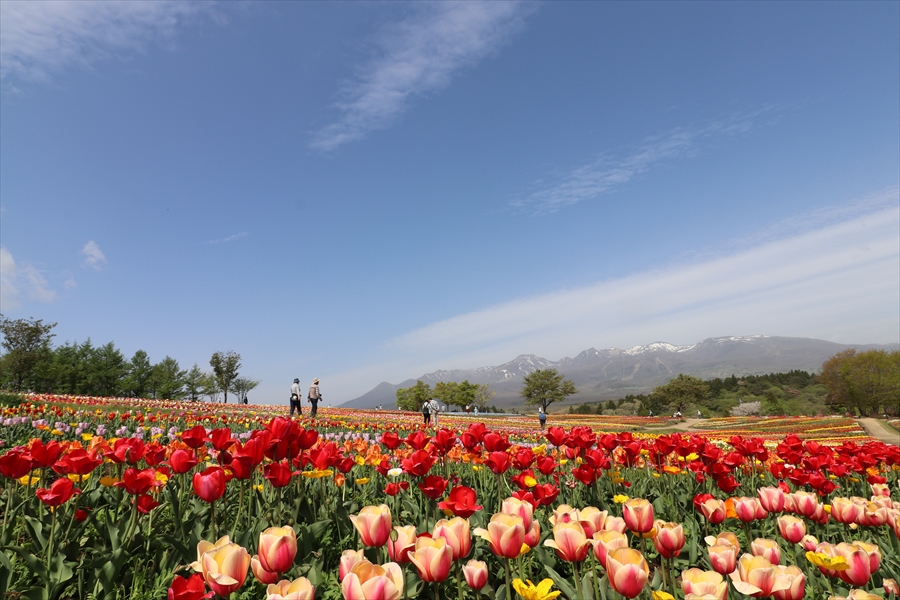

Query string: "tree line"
[0, 315, 258, 403]
[395, 379, 497, 412]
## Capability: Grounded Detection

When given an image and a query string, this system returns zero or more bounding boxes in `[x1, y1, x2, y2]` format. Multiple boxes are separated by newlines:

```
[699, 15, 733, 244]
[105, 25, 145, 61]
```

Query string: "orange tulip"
[266, 577, 315, 600]
[349, 504, 392, 548]
[729, 554, 791, 598]
[432, 517, 472, 561]
[652, 521, 685, 559]
[681, 568, 727, 600]
[606, 547, 649, 599]
[462, 559, 488, 590]
[408, 537, 453, 582]
[341, 559, 404, 600]
[777, 515, 806, 544]
[257, 526, 297, 573]
[622, 498, 654, 534]
[591, 530, 628, 569]
[750, 538, 781, 565]
[474, 513, 525, 559]
[387, 525, 417, 564]
[544, 521, 591, 562]
[194, 537, 251, 597]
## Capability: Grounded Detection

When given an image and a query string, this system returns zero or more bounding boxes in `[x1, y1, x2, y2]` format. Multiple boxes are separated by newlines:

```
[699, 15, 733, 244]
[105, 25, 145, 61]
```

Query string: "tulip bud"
[258, 526, 298, 574]
[622, 498, 654, 534]
[463, 559, 488, 590]
[606, 548, 649, 599]
[349, 504, 392, 548]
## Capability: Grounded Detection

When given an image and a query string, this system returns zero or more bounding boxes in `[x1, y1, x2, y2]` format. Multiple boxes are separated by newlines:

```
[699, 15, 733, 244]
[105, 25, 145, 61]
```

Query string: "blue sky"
[1, 1, 898, 404]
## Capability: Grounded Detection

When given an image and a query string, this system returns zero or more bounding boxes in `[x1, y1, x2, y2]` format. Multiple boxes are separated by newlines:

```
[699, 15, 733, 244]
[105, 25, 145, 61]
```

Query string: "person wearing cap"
[308, 378, 321, 418]
[290, 378, 302, 417]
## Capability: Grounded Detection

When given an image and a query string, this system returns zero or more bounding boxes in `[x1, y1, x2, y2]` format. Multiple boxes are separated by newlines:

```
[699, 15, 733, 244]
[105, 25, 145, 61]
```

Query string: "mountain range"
[342, 335, 899, 409]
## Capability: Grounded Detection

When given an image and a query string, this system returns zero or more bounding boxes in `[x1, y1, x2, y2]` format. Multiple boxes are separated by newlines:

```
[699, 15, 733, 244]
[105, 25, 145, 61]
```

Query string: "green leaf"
[21, 586, 49, 600]
[581, 572, 595, 600]
[22, 516, 47, 549]
[5, 545, 48, 584]
[98, 547, 128, 595]
[0, 549, 14, 597]
[48, 551, 74, 586]
[544, 564, 579, 600]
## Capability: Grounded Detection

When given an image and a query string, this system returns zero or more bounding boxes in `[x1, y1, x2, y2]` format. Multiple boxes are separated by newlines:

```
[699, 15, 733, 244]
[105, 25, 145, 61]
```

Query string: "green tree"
[183, 364, 206, 401]
[433, 380, 480, 409]
[650, 374, 710, 414]
[474, 383, 495, 408]
[230, 376, 261, 403]
[396, 380, 432, 411]
[210, 351, 241, 404]
[821, 349, 900, 416]
[153, 356, 186, 399]
[520, 368, 577, 412]
[201, 372, 220, 403]
[0, 314, 57, 391]
[124, 350, 153, 398]
[91, 342, 128, 397]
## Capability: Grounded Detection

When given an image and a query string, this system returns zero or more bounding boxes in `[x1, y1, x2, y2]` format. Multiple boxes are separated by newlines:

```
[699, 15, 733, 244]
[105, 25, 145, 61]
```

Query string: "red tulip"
[169, 449, 199, 474]
[52, 449, 103, 477]
[181, 425, 208, 449]
[264, 461, 294, 488]
[193, 466, 227, 503]
[401, 449, 435, 477]
[380, 432, 402, 450]
[136, 494, 161, 514]
[36, 478, 80, 507]
[418, 475, 448, 500]
[115, 468, 157, 495]
[383, 482, 409, 496]
[438, 486, 483, 518]
[168, 573, 211, 600]
[208, 428, 233, 451]
[0, 449, 33, 480]
[27, 439, 63, 468]
[484, 451, 512, 475]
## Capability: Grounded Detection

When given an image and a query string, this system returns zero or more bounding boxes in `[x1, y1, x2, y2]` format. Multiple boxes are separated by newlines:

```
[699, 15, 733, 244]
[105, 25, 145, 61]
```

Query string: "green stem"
[456, 561, 463, 600]
[45, 507, 57, 571]
[210, 500, 216, 538]
[60, 482, 83, 545]
[504, 558, 512, 600]
[230, 480, 245, 540]
[572, 561, 582, 600]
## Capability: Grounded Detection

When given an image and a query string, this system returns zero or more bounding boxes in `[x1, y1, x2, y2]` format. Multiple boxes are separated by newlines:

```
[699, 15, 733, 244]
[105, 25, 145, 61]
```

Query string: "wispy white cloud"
[81, 241, 107, 270]
[0, 247, 57, 310]
[328, 191, 900, 399]
[512, 108, 777, 215]
[0, 1, 215, 86]
[311, 2, 534, 152]
[204, 231, 249, 245]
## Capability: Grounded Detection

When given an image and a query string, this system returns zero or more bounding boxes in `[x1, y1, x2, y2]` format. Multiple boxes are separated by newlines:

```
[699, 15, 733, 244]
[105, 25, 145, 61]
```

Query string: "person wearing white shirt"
[290, 378, 302, 417]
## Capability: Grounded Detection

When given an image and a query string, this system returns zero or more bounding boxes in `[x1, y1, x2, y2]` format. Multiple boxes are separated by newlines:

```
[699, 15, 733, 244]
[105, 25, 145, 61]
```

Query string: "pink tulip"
[266, 577, 315, 600]
[408, 537, 453, 583]
[800, 535, 819, 552]
[652, 521, 685, 559]
[474, 513, 525, 559]
[578, 506, 608, 538]
[251, 555, 280, 584]
[729, 554, 791, 598]
[603, 516, 627, 533]
[733, 497, 767, 523]
[432, 517, 472, 562]
[777, 515, 806, 544]
[773, 565, 806, 600]
[681, 568, 727, 600]
[257, 526, 297, 574]
[339, 549, 365, 582]
[699, 498, 727, 525]
[757, 486, 786, 513]
[501, 496, 534, 531]
[524, 519, 541, 548]
[708, 543, 738, 576]
[349, 505, 392, 548]
[606, 548, 649, 599]
[544, 521, 591, 562]
[750, 538, 781, 565]
[341, 560, 404, 600]
[195, 539, 250, 597]
[831, 497, 861, 524]
[790, 491, 819, 518]
[462, 560, 488, 590]
[834, 542, 874, 587]
[883, 578, 900, 596]
[622, 498, 654, 534]
[591, 530, 628, 569]
[387, 526, 417, 564]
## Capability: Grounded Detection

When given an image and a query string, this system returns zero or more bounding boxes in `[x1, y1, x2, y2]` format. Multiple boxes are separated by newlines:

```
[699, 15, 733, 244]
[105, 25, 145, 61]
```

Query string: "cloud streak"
[203, 232, 250, 245]
[81, 241, 107, 270]
[327, 191, 899, 399]
[311, 2, 533, 152]
[512, 108, 777, 215]
[0, 1, 213, 86]
[0, 247, 56, 310]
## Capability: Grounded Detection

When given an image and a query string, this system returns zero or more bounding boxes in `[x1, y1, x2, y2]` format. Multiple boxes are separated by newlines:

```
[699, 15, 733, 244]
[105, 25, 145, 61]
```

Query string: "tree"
[473, 383, 495, 409]
[209, 351, 241, 404]
[201, 372, 220, 403]
[153, 356, 186, 400]
[650, 374, 709, 414]
[91, 342, 128, 397]
[821, 349, 900, 416]
[0, 314, 57, 391]
[396, 380, 432, 411]
[184, 364, 205, 401]
[230, 377, 260, 403]
[520, 368, 577, 412]
[124, 350, 153, 398]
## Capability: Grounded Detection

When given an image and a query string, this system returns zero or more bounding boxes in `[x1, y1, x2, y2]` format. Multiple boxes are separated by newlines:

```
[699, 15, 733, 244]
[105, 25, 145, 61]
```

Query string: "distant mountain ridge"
[342, 335, 899, 409]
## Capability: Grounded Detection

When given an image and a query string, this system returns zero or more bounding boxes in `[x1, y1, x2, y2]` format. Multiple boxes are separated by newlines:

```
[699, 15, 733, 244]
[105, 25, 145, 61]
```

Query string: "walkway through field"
[857, 418, 900, 446]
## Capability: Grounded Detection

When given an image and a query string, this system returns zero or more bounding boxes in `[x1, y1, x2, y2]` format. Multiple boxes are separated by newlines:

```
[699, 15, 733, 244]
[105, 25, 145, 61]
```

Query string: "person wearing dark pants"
[290, 378, 302, 417]
[308, 378, 321, 418]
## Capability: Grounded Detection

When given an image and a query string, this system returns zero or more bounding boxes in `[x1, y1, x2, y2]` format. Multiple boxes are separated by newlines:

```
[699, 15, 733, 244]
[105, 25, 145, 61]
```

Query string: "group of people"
[289, 377, 321, 418]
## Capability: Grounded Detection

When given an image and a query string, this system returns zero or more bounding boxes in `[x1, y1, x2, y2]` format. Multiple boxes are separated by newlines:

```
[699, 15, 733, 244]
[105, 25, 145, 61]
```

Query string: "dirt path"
[857, 418, 900, 446]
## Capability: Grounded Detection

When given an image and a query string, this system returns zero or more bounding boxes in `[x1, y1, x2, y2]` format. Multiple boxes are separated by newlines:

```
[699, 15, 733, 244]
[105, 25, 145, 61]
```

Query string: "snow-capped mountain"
[343, 335, 897, 408]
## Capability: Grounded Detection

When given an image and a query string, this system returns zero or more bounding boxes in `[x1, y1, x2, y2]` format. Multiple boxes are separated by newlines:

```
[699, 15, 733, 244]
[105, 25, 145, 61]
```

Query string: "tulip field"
[1, 394, 899, 600]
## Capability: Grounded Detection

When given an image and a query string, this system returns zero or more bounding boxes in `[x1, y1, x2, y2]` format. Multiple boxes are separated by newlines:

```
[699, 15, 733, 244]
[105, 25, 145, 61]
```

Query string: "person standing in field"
[290, 378, 302, 417]
[308, 378, 321, 418]
[539, 407, 546, 430]
[429, 398, 441, 427]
